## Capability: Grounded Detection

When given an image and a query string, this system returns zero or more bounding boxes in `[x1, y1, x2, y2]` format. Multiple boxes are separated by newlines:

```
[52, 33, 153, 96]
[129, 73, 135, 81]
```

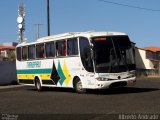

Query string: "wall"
[0, 61, 17, 85]
[135, 48, 160, 76]
[135, 48, 154, 69]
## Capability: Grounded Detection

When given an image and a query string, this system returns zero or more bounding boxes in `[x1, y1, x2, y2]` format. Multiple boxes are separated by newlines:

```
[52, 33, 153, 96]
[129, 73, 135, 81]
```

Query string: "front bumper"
[95, 77, 136, 89]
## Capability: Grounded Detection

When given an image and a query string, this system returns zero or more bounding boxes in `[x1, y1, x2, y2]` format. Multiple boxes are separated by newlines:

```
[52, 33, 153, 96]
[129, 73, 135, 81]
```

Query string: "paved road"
[0, 78, 160, 120]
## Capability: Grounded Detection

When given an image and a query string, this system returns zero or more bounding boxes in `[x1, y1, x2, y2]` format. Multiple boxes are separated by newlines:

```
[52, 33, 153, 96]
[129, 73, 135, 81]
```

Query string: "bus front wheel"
[35, 77, 43, 91]
[74, 78, 86, 93]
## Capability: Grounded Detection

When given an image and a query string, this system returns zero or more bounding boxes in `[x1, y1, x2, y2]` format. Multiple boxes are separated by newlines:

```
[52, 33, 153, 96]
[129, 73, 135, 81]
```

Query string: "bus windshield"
[92, 35, 136, 73]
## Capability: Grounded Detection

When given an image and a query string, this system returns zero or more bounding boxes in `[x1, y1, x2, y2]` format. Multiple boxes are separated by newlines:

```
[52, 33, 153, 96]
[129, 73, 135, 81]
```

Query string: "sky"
[0, 0, 160, 48]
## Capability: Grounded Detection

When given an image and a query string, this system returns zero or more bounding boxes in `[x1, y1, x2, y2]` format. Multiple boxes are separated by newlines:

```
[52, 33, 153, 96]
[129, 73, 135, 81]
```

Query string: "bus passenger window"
[56, 40, 67, 57]
[36, 44, 45, 58]
[28, 45, 35, 60]
[46, 42, 55, 58]
[67, 38, 78, 56]
[22, 46, 28, 60]
[16, 47, 21, 61]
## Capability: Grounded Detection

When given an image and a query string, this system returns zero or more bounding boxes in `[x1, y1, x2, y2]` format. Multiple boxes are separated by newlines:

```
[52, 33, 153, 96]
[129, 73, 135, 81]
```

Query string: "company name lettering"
[27, 61, 41, 68]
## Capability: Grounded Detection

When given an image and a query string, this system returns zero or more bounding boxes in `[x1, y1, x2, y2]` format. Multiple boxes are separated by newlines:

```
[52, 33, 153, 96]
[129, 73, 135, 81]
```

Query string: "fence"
[136, 68, 160, 77]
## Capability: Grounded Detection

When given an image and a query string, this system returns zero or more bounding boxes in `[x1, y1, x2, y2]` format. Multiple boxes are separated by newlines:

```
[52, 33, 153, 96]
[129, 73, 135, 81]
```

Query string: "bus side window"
[79, 37, 93, 72]
[28, 45, 35, 60]
[36, 44, 45, 58]
[46, 42, 55, 58]
[67, 38, 78, 56]
[56, 40, 67, 57]
[16, 47, 22, 61]
[22, 46, 28, 60]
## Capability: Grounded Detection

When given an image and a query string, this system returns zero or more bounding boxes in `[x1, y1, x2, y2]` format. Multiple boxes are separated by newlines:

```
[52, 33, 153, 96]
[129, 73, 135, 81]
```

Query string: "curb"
[0, 84, 25, 89]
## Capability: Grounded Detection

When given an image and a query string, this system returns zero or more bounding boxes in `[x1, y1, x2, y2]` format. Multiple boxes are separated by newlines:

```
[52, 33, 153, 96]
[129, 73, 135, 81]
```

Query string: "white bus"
[16, 31, 136, 93]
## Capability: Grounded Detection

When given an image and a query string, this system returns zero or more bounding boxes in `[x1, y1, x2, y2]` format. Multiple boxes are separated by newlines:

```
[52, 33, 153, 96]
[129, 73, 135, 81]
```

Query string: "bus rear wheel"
[35, 78, 43, 91]
[74, 78, 86, 93]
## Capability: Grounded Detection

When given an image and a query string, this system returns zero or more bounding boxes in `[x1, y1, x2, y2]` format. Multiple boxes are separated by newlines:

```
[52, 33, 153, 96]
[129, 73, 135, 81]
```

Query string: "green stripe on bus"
[17, 69, 52, 74]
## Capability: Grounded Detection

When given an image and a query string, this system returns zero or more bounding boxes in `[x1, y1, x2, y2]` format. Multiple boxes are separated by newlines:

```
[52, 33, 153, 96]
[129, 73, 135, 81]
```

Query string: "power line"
[98, 0, 160, 12]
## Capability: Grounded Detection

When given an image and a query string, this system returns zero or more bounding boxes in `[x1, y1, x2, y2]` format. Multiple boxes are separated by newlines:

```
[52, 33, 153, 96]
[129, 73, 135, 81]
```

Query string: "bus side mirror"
[90, 43, 95, 60]
[91, 49, 96, 60]
[90, 43, 94, 49]
[91, 49, 94, 59]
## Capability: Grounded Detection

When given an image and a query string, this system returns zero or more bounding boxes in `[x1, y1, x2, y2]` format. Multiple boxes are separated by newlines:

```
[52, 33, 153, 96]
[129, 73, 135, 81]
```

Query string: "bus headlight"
[129, 71, 136, 75]
[130, 74, 135, 78]
[96, 77, 108, 81]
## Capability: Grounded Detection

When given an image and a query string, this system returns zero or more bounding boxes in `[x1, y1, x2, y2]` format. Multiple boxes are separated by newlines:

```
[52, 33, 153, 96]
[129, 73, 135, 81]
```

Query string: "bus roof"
[17, 31, 127, 46]
[37, 31, 127, 42]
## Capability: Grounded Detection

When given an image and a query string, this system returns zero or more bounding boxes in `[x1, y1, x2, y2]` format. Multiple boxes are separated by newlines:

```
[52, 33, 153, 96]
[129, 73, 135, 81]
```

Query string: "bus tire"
[73, 78, 86, 93]
[35, 77, 43, 91]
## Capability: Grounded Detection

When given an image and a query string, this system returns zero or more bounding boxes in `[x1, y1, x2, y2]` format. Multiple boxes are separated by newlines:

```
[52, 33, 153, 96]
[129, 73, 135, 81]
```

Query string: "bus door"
[79, 37, 95, 88]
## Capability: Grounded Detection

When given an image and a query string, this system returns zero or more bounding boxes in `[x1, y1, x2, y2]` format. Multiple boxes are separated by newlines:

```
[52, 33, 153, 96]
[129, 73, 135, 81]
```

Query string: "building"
[0, 46, 16, 61]
[0, 42, 17, 61]
[135, 46, 160, 76]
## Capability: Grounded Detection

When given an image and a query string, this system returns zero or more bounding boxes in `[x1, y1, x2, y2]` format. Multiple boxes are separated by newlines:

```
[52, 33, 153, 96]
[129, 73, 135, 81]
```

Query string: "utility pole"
[34, 24, 43, 39]
[47, 0, 50, 36]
